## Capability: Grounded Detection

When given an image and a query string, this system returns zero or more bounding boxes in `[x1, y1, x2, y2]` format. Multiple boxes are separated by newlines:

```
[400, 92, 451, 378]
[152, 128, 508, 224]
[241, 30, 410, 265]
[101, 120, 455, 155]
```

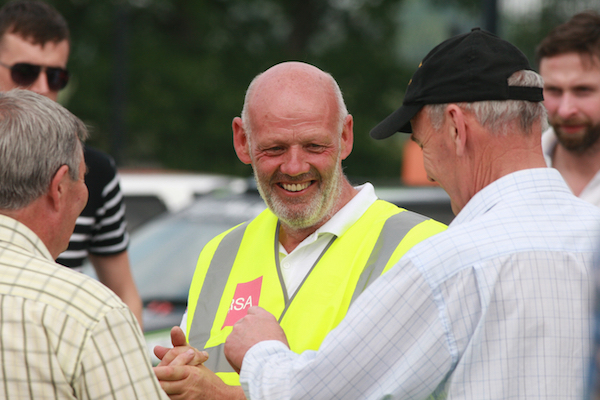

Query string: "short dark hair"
[0, 0, 69, 46]
[536, 11, 600, 65]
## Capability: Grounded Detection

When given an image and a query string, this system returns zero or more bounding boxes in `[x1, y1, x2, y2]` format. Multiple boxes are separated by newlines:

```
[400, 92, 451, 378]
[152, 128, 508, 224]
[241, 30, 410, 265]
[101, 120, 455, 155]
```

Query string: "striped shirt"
[57, 146, 129, 268]
[239, 168, 600, 399]
[0, 214, 168, 400]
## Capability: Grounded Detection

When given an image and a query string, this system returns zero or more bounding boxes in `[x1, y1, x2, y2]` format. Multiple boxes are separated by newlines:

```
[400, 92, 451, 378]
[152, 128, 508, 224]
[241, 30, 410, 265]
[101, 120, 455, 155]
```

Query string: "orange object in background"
[401, 139, 438, 186]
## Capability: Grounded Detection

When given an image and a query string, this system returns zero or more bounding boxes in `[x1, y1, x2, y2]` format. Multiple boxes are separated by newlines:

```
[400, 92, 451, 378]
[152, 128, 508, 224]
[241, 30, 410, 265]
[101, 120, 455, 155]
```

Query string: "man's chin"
[269, 198, 324, 228]
[274, 207, 313, 226]
[555, 126, 586, 147]
[556, 127, 600, 153]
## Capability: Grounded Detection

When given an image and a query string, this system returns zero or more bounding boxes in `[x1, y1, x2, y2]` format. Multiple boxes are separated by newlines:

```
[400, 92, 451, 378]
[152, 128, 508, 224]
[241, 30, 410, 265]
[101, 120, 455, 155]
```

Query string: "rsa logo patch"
[222, 276, 263, 328]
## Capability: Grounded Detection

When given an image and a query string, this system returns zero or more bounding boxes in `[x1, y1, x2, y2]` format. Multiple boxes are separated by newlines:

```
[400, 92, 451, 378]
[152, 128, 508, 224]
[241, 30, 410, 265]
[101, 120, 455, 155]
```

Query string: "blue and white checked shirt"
[239, 168, 600, 399]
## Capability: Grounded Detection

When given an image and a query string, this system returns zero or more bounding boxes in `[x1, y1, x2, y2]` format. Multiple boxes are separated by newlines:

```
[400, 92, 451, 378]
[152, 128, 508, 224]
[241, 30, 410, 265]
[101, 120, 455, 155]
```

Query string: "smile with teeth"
[281, 182, 311, 192]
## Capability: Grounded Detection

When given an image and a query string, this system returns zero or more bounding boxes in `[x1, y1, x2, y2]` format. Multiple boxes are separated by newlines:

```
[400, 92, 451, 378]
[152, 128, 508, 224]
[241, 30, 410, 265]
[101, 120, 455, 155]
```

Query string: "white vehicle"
[118, 170, 248, 231]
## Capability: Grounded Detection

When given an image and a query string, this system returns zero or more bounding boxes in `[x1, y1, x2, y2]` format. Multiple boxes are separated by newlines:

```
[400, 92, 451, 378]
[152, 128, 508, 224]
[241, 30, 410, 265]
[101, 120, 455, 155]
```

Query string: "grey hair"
[426, 70, 548, 135]
[240, 69, 349, 139]
[0, 89, 88, 209]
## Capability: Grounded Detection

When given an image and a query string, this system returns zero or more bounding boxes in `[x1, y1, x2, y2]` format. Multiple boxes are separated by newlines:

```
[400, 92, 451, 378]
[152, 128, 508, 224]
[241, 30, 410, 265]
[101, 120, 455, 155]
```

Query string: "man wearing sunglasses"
[0, 60, 69, 95]
[0, 0, 143, 328]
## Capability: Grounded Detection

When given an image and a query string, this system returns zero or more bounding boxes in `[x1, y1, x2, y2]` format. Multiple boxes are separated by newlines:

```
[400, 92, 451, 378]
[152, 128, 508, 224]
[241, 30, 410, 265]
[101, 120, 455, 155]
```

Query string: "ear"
[340, 114, 354, 160]
[232, 117, 252, 165]
[47, 165, 71, 212]
[446, 105, 467, 157]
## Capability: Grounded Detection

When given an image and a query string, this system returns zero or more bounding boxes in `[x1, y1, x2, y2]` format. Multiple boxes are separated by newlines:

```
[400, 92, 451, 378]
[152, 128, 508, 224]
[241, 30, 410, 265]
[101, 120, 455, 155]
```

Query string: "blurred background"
[48, 0, 600, 185]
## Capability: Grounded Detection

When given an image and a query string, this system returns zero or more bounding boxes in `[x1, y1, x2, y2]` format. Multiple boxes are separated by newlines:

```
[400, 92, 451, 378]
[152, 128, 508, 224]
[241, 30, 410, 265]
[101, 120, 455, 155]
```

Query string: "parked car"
[374, 185, 454, 225]
[118, 169, 248, 231]
[85, 182, 452, 364]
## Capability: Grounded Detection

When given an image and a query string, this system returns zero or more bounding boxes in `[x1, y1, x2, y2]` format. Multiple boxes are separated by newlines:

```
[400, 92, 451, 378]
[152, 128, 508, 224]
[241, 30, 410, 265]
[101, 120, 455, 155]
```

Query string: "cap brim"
[369, 104, 423, 139]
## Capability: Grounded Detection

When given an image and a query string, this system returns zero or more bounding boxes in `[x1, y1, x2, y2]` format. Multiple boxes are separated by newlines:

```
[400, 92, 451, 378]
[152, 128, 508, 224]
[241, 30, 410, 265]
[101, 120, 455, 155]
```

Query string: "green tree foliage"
[503, 0, 600, 67]
[41, 0, 600, 183]
[44, 0, 413, 183]
[431, 0, 600, 67]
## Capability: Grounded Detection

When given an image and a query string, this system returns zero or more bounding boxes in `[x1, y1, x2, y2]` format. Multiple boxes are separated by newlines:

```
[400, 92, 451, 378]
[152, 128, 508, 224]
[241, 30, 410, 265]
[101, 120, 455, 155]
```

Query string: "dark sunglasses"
[0, 61, 69, 91]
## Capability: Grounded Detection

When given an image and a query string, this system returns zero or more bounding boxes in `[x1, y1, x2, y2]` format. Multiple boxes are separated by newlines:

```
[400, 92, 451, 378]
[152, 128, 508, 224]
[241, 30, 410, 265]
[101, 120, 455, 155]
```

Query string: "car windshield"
[130, 219, 235, 302]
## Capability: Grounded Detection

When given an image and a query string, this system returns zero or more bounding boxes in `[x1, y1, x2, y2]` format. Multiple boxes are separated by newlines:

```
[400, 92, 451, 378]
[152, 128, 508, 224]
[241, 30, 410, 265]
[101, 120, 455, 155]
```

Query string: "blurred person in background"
[0, 0, 143, 327]
[537, 11, 600, 400]
[152, 61, 447, 400]
[536, 11, 600, 206]
[221, 29, 600, 399]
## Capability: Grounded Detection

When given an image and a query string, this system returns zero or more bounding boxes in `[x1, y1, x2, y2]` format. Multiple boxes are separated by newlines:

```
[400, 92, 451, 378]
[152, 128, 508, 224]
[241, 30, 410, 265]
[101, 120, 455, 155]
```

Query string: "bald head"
[232, 62, 356, 237]
[241, 62, 348, 137]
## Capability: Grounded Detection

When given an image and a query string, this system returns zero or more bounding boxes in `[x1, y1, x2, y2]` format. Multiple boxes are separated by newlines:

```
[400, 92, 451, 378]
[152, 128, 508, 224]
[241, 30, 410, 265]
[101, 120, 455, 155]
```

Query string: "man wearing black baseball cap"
[222, 29, 600, 399]
[370, 27, 543, 138]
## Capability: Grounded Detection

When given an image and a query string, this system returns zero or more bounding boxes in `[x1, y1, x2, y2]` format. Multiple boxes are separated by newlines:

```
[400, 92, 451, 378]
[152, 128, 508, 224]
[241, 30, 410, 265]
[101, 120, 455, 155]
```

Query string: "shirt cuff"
[239, 340, 295, 399]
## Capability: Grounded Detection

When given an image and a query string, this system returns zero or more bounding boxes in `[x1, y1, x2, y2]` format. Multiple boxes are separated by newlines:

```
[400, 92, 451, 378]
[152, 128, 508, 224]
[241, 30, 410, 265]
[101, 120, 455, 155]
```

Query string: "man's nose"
[279, 147, 310, 177]
[556, 93, 579, 120]
[28, 70, 53, 99]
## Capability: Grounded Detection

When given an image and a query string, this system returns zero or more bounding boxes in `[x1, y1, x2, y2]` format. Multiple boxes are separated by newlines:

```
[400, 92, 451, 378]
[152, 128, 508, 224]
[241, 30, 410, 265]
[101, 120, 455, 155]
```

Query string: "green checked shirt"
[0, 214, 168, 400]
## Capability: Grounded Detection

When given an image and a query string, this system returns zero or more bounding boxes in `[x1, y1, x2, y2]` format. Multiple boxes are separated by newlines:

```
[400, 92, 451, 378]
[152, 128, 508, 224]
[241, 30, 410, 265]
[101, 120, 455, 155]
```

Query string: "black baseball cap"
[370, 28, 543, 139]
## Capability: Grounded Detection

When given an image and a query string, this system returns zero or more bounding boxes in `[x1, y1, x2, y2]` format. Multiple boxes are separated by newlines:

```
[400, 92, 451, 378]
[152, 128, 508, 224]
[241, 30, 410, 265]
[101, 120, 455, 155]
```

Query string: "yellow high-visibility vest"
[186, 200, 447, 385]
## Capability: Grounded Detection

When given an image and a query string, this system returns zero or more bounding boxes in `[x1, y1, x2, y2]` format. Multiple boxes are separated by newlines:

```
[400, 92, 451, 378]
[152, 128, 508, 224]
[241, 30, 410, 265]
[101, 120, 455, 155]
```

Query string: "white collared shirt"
[279, 183, 377, 296]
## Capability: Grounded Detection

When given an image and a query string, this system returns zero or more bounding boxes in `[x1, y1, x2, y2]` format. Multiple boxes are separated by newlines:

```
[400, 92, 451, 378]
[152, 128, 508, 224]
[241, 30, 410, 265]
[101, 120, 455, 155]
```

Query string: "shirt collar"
[283, 183, 378, 252]
[451, 168, 569, 227]
[314, 182, 377, 238]
[0, 214, 54, 261]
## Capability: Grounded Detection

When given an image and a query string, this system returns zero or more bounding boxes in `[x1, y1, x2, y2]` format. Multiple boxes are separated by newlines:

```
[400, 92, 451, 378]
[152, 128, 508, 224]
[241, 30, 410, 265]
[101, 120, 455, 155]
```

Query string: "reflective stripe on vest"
[350, 209, 429, 304]
[187, 222, 249, 374]
[186, 201, 446, 383]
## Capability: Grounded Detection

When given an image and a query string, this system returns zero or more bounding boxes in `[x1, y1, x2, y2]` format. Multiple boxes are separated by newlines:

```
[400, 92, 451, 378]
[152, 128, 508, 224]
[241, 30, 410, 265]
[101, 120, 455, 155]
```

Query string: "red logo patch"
[222, 276, 263, 328]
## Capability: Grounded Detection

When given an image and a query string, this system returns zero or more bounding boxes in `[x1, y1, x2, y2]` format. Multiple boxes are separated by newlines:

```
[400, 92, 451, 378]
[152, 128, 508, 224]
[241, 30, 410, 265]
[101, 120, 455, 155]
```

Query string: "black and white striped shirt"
[57, 146, 129, 268]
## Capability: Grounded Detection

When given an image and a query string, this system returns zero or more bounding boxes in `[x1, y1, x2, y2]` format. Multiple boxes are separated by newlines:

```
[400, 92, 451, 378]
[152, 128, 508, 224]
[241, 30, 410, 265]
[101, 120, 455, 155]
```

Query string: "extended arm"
[90, 251, 143, 328]
[227, 261, 454, 400]
[78, 307, 170, 399]
[225, 307, 289, 373]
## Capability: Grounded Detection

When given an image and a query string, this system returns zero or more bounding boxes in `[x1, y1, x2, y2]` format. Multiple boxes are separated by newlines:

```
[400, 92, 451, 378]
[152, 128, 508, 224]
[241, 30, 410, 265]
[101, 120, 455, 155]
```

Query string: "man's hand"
[153, 327, 246, 400]
[155, 326, 208, 367]
[154, 364, 246, 400]
[224, 306, 289, 373]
